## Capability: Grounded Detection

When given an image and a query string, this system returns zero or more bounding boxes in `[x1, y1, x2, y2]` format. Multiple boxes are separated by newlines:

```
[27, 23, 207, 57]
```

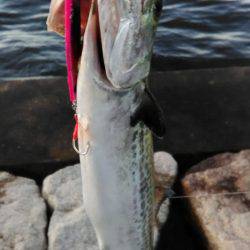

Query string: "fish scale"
[130, 123, 154, 249]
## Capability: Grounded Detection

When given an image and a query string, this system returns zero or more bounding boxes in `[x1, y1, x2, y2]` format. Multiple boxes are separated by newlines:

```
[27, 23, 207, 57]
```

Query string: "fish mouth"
[66, 0, 159, 92]
[49, 0, 158, 93]
[80, 1, 114, 89]
[66, 0, 114, 92]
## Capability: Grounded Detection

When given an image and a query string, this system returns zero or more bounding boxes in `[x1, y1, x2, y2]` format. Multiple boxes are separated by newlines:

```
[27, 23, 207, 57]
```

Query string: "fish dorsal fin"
[131, 88, 166, 138]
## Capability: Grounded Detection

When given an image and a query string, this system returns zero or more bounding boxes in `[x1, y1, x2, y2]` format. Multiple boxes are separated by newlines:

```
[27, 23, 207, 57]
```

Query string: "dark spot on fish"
[131, 144, 137, 151]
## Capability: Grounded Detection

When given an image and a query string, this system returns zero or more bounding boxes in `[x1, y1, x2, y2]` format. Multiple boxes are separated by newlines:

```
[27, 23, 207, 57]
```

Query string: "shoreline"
[2, 57, 250, 81]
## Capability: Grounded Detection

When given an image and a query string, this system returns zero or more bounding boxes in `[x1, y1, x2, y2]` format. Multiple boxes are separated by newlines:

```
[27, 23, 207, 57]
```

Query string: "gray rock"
[0, 172, 47, 250]
[43, 152, 177, 250]
[42, 164, 98, 250]
[182, 150, 250, 250]
[49, 208, 98, 250]
[154, 152, 177, 226]
[154, 151, 177, 189]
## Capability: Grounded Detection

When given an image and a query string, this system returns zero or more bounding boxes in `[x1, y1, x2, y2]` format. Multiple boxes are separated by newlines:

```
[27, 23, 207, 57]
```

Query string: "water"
[0, 0, 250, 77]
[156, 0, 250, 58]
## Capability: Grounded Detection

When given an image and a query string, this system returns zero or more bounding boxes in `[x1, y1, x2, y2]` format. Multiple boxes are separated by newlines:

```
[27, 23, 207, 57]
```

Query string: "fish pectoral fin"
[130, 88, 166, 138]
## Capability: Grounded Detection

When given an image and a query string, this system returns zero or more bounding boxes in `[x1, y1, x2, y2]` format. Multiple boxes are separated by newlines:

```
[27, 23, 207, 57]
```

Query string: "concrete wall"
[1, 67, 250, 177]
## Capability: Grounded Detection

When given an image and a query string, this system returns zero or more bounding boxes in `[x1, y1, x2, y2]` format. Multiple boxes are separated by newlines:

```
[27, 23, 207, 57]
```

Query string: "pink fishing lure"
[65, 0, 78, 103]
[65, 0, 92, 103]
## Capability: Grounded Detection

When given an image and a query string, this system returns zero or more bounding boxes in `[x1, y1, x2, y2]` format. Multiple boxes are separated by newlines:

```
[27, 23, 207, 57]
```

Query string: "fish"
[47, 0, 165, 249]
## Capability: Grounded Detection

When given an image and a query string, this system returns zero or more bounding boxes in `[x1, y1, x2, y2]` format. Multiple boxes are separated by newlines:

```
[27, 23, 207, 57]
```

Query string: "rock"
[42, 164, 98, 250]
[154, 152, 177, 226]
[0, 171, 47, 250]
[182, 150, 250, 250]
[42, 152, 178, 250]
[48, 207, 98, 250]
[154, 151, 177, 189]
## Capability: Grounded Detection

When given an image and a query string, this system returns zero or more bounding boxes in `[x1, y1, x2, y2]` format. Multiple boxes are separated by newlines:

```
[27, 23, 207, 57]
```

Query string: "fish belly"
[77, 76, 155, 250]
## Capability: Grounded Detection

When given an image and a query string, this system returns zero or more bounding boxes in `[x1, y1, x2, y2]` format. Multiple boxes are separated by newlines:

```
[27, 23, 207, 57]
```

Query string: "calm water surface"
[0, 0, 250, 77]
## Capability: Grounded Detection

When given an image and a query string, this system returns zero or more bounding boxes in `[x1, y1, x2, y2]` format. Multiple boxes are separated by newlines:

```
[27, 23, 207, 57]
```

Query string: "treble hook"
[72, 139, 90, 155]
[72, 113, 90, 155]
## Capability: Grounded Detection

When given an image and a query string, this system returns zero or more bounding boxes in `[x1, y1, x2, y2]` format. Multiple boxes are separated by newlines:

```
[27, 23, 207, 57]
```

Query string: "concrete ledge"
[0, 67, 250, 174]
[0, 77, 76, 168]
[151, 66, 250, 154]
[151, 56, 250, 71]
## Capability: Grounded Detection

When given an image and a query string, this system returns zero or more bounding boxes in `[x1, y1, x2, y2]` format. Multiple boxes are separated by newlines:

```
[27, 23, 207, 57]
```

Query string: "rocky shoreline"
[182, 150, 250, 250]
[0, 152, 178, 250]
[0, 150, 249, 250]
[0, 67, 250, 249]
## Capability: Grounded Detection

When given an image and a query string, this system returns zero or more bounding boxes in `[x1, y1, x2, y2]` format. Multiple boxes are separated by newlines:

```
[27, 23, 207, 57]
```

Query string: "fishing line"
[166, 190, 250, 200]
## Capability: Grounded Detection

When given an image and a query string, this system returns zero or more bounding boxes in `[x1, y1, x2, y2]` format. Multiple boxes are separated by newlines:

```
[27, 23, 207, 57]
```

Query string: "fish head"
[97, 0, 163, 90]
[47, 0, 162, 91]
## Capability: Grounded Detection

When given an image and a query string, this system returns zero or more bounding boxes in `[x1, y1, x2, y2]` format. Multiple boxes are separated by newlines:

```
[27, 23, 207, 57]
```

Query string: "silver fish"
[76, 1, 165, 250]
